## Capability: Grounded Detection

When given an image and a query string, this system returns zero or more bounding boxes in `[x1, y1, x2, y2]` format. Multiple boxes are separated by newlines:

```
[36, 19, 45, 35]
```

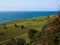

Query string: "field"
[0, 16, 48, 45]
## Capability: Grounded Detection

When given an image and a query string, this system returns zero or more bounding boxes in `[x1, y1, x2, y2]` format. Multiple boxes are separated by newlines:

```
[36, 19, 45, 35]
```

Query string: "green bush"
[0, 32, 5, 35]
[17, 38, 26, 45]
[28, 29, 38, 39]
[14, 24, 19, 28]
[32, 32, 42, 42]
[4, 26, 7, 29]
[53, 36, 60, 45]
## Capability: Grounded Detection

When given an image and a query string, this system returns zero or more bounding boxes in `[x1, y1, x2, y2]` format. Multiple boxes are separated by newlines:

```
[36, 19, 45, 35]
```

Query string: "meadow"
[0, 16, 48, 45]
[0, 14, 60, 45]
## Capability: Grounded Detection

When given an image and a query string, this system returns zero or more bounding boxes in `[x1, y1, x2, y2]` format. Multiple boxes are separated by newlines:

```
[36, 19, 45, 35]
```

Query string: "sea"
[0, 11, 58, 23]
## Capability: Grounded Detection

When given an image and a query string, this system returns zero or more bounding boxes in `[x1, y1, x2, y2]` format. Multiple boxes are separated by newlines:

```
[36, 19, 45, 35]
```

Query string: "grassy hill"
[0, 16, 48, 45]
[0, 14, 60, 45]
[31, 14, 60, 45]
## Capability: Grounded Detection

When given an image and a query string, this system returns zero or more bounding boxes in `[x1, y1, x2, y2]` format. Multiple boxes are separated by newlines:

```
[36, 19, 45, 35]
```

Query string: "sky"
[0, 0, 60, 11]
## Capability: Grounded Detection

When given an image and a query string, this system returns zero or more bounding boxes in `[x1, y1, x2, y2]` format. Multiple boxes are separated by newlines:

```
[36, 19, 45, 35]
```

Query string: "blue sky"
[0, 0, 60, 11]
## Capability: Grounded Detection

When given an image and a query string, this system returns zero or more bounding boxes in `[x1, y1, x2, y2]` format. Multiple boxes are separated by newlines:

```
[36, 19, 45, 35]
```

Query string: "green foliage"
[17, 38, 26, 45]
[52, 35, 60, 45]
[3, 23, 6, 26]
[0, 16, 48, 45]
[20, 25, 25, 29]
[32, 32, 42, 42]
[0, 32, 5, 35]
[28, 29, 38, 39]
[14, 24, 19, 28]
[4, 26, 7, 29]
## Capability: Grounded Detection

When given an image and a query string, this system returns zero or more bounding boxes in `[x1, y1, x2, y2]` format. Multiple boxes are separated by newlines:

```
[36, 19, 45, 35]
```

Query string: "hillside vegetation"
[0, 14, 60, 45]
[31, 14, 60, 45]
[0, 16, 48, 45]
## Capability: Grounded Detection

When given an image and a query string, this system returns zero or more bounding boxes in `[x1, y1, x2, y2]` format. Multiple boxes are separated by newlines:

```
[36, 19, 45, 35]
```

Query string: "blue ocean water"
[0, 11, 58, 23]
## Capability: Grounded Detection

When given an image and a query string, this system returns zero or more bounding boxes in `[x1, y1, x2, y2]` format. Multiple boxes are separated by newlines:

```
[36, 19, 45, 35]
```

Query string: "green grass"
[0, 16, 49, 45]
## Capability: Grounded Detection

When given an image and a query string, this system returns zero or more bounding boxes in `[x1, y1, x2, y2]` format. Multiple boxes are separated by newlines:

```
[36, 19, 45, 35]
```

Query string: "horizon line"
[0, 10, 59, 12]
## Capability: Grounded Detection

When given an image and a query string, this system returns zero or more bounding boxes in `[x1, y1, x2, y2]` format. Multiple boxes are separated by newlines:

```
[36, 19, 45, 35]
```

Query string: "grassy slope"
[32, 14, 60, 45]
[0, 16, 48, 45]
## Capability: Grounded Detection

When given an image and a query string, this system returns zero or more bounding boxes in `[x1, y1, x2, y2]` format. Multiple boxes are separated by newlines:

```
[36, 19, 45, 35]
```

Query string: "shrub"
[53, 36, 59, 45]
[14, 24, 19, 28]
[11, 38, 17, 43]
[33, 19, 36, 22]
[3, 23, 6, 26]
[47, 16, 50, 19]
[14, 24, 17, 27]
[4, 26, 7, 29]
[20, 25, 25, 29]
[32, 32, 42, 41]
[0, 32, 5, 35]
[28, 29, 38, 39]
[17, 38, 26, 45]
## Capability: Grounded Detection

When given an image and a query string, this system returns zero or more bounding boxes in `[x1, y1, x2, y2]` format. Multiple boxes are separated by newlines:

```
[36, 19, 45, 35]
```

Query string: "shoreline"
[0, 14, 56, 24]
